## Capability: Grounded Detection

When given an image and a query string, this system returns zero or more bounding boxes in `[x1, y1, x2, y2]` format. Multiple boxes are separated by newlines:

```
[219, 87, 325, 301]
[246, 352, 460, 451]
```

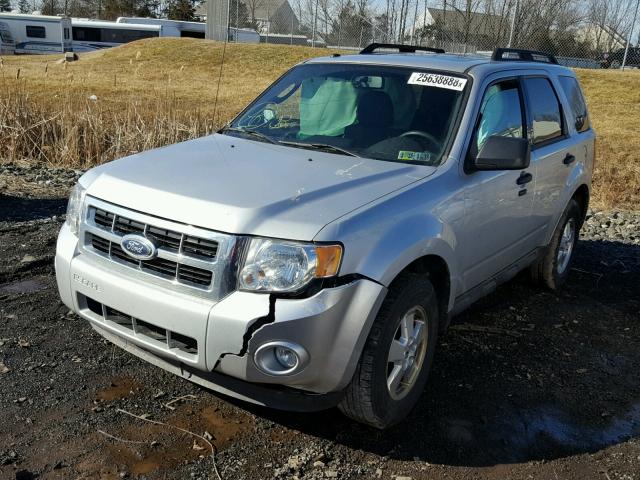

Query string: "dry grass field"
[0, 38, 638, 209]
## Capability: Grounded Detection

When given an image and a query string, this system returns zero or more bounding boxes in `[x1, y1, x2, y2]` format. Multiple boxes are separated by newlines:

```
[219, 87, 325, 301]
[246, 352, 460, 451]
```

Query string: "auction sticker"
[407, 72, 467, 91]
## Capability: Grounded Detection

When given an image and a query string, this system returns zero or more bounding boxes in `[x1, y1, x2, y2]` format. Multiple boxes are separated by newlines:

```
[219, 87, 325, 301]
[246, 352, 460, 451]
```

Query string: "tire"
[531, 199, 581, 290]
[338, 273, 439, 429]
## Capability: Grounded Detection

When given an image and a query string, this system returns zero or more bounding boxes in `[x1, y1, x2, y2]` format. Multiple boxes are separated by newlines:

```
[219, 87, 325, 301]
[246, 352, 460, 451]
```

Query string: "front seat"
[345, 90, 394, 148]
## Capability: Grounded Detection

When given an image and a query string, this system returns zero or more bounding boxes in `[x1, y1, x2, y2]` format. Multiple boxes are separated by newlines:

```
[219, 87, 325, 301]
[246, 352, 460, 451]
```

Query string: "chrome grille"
[79, 197, 237, 296]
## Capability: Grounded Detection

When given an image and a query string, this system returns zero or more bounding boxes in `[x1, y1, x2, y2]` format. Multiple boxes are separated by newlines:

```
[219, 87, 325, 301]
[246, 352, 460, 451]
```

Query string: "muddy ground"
[1, 164, 639, 480]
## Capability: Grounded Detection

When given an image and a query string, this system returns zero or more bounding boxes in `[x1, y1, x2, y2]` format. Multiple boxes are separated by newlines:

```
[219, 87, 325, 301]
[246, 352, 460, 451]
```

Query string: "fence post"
[622, 0, 639, 70]
[312, 0, 318, 47]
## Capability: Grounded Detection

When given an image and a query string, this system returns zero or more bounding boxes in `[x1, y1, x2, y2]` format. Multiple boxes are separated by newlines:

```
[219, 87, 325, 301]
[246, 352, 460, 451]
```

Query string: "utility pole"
[507, 0, 518, 47]
[207, 0, 230, 41]
[622, 0, 639, 70]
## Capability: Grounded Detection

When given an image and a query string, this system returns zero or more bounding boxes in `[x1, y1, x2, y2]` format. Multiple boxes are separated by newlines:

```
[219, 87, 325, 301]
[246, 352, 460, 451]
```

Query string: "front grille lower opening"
[86, 297, 103, 316]
[135, 319, 167, 342]
[105, 306, 134, 329]
[170, 332, 198, 354]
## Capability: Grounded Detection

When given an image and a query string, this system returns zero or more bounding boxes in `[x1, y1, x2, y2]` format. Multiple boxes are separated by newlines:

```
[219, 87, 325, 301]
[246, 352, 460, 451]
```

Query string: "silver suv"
[55, 45, 595, 428]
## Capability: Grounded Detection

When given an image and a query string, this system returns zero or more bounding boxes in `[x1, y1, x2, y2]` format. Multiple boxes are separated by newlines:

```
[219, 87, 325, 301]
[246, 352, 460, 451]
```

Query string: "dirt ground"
[1, 166, 639, 480]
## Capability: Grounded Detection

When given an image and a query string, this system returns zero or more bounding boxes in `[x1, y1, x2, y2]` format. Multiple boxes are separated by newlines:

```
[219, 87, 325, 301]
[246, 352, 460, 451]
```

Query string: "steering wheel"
[399, 130, 440, 151]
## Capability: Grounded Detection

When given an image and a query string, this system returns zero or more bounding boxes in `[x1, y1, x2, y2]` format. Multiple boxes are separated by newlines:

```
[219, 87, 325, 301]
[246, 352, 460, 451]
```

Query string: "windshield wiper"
[279, 141, 360, 157]
[219, 126, 278, 144]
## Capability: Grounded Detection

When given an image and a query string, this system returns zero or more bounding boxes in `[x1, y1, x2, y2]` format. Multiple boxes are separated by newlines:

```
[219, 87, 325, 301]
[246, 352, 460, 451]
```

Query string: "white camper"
[0, 13, 72, 54]
[116, 17, 206, 39]
[117, 17, 260, 43]
[0, 20, 16, 55]
[71, 19, 161, 52]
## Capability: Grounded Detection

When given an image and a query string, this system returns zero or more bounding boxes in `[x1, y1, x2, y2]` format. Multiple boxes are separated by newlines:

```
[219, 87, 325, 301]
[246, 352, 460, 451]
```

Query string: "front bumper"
[56, 223, 387, 403]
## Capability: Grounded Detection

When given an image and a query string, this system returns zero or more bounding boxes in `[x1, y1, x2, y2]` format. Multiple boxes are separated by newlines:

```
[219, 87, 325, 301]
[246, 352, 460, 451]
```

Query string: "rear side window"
[26, 25, 46, 38]
[523, 77, 563, 144]
[559, 76, 589, 133]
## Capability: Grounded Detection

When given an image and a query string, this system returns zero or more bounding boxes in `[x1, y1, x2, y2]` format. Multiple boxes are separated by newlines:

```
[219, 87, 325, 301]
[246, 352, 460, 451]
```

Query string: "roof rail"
[492, 47, 558, 64]
[360, 43, 445, 55]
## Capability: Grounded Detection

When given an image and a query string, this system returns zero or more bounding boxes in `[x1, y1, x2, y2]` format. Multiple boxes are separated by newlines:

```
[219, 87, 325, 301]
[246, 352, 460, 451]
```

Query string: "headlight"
[239, 239, 342, 293]
[66, 183, 86, 235]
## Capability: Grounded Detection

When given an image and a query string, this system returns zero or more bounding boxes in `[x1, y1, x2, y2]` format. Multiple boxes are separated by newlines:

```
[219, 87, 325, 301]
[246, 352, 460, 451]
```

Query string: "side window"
[523, 77, 563, 144]
[26, 25, 46, 38]
[559, 76, 589, 133]
[475, 79, 524, 152]
[64, 28, 70, 40]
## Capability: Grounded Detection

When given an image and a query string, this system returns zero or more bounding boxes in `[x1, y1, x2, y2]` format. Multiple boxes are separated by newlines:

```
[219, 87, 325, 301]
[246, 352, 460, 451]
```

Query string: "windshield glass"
[227, 63, 468, 165]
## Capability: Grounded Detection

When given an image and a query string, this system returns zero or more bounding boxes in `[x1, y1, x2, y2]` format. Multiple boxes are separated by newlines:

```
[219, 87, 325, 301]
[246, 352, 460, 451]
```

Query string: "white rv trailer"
[117, 17, 260, 43]
[71, 19, 161, 52]
[0, 20, 16, 55]
[116, 17, 206, 39]
[0, 13, 72, 54]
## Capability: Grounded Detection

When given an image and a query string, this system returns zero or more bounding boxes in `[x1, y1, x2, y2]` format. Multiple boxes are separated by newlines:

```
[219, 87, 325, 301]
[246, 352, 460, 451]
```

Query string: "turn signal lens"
[315, 245, 342, 278]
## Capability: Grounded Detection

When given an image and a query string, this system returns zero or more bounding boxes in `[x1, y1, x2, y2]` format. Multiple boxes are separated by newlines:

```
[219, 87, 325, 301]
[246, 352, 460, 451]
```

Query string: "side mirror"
[473, 136, 530, 171]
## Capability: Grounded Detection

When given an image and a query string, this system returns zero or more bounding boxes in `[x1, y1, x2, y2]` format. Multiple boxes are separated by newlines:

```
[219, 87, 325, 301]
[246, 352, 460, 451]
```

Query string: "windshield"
[226, 63, 468, 165]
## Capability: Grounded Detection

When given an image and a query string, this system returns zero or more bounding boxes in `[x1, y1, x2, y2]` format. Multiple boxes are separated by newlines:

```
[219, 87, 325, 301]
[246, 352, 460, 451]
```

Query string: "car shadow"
[0, 194, 67, 222]
[234, 238, 640, 467]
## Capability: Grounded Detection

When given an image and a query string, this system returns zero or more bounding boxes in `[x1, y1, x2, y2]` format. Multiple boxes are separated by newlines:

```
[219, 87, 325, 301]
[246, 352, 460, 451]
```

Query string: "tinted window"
[523, 77, 563, 144]
[26, 25, 46, 38]
[476, 80, 524, 151]
[559, 76, 589, 133]
[101, 28, 158, 43]
[63, 27, 69, 40]
[72, 27, 101, 41]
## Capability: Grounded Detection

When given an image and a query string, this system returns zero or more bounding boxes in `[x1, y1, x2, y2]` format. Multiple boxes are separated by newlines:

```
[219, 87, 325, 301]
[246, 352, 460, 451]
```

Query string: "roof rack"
[360, 43, 445, 55]
[492, 47, 558, 64]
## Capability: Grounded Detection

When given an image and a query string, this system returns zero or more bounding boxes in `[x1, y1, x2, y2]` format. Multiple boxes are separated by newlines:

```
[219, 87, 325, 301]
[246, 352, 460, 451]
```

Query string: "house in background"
[576, 23, 628, 53]
[197, 0, 298, 34]
[414, 7, 509, 52]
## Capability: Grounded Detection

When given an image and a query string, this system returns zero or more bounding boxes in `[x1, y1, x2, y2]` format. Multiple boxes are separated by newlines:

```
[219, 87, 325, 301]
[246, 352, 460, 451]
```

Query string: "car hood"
[82, 134, 437, 240]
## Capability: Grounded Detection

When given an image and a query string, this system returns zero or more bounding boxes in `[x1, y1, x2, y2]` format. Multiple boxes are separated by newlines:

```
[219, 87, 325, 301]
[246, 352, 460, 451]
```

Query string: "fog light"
[254, 341, 309, 376]
[275, 346, 298, 369]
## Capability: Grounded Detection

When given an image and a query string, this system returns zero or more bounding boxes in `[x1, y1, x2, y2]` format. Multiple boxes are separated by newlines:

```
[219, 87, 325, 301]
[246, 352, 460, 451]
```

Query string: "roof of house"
[195, 0, 293, 21]
[423, 7, 507, 34]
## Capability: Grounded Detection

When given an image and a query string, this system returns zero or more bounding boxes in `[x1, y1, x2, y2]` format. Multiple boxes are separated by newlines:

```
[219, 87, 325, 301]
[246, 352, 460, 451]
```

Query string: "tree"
[18, 0, 30, 12]
[165, 0, 196, 20]
[0, 0, 12, 11]
[41, 0, 59, 15]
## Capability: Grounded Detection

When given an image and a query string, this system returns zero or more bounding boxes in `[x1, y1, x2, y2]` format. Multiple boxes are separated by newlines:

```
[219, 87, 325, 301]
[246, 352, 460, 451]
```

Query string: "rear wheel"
[339, 273, 438, 429]
[531, 199, 581, 290]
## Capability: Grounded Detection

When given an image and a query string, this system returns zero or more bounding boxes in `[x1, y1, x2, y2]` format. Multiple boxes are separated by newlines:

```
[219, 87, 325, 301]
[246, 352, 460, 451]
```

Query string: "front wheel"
[531, 199, 581, 290]
[338, 273, 438, 429]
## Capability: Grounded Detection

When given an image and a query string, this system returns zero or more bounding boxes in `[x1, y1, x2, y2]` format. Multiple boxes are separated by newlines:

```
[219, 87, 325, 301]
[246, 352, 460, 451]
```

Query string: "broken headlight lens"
[66, 183, 86, 235]
[239, 239, 342, 293]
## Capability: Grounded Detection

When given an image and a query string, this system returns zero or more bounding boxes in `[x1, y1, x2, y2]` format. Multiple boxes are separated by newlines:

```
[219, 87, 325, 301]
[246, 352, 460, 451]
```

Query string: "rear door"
[522, 76, 575, 243]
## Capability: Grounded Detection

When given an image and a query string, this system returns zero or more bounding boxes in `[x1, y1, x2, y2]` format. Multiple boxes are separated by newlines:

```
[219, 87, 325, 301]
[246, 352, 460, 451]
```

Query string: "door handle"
[516, 172, 533, 185]
[563, 153, 576, 165]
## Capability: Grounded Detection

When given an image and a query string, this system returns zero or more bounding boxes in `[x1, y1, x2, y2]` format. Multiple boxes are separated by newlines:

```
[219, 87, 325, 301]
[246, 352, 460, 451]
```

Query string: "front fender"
[315, 178, 463, 314]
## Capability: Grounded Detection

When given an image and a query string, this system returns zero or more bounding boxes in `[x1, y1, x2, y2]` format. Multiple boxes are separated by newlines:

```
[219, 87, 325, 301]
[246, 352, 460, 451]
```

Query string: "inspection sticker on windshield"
[407, 72, 467, 91]
[398, 151, 430, 162]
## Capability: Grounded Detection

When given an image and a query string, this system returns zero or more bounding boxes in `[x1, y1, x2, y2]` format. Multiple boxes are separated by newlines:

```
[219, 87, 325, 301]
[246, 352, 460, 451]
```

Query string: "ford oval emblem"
[120, 234, 156, 261]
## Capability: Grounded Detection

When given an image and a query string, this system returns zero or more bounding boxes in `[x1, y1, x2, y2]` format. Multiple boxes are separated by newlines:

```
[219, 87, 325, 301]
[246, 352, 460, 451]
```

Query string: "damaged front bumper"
[56, 223, 387, 408]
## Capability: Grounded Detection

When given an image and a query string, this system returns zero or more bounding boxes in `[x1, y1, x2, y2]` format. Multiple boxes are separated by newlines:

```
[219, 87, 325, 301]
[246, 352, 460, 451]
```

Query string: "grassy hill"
[0, 38, 637, 209]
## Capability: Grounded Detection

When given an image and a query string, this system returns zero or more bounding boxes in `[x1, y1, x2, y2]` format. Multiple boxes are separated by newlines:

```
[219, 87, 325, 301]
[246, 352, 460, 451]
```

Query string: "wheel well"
[394, 255, 451, 332]
[572, 184, 590, 225]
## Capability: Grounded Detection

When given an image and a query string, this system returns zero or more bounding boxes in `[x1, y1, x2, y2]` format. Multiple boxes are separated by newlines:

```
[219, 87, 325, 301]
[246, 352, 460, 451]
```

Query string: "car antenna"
[212, 14, 229, 128]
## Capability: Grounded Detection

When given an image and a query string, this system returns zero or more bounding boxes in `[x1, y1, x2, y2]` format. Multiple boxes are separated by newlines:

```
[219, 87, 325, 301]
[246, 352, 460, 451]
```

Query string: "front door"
[460, 77, 537, 291]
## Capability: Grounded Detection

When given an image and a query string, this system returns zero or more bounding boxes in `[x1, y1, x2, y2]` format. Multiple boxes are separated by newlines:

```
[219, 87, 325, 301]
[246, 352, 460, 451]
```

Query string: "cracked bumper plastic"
[56, 222, 387, 401]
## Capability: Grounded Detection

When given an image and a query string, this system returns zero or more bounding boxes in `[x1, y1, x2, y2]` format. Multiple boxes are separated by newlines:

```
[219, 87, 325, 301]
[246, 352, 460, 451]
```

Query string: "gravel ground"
[1, 162, 639, 480]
